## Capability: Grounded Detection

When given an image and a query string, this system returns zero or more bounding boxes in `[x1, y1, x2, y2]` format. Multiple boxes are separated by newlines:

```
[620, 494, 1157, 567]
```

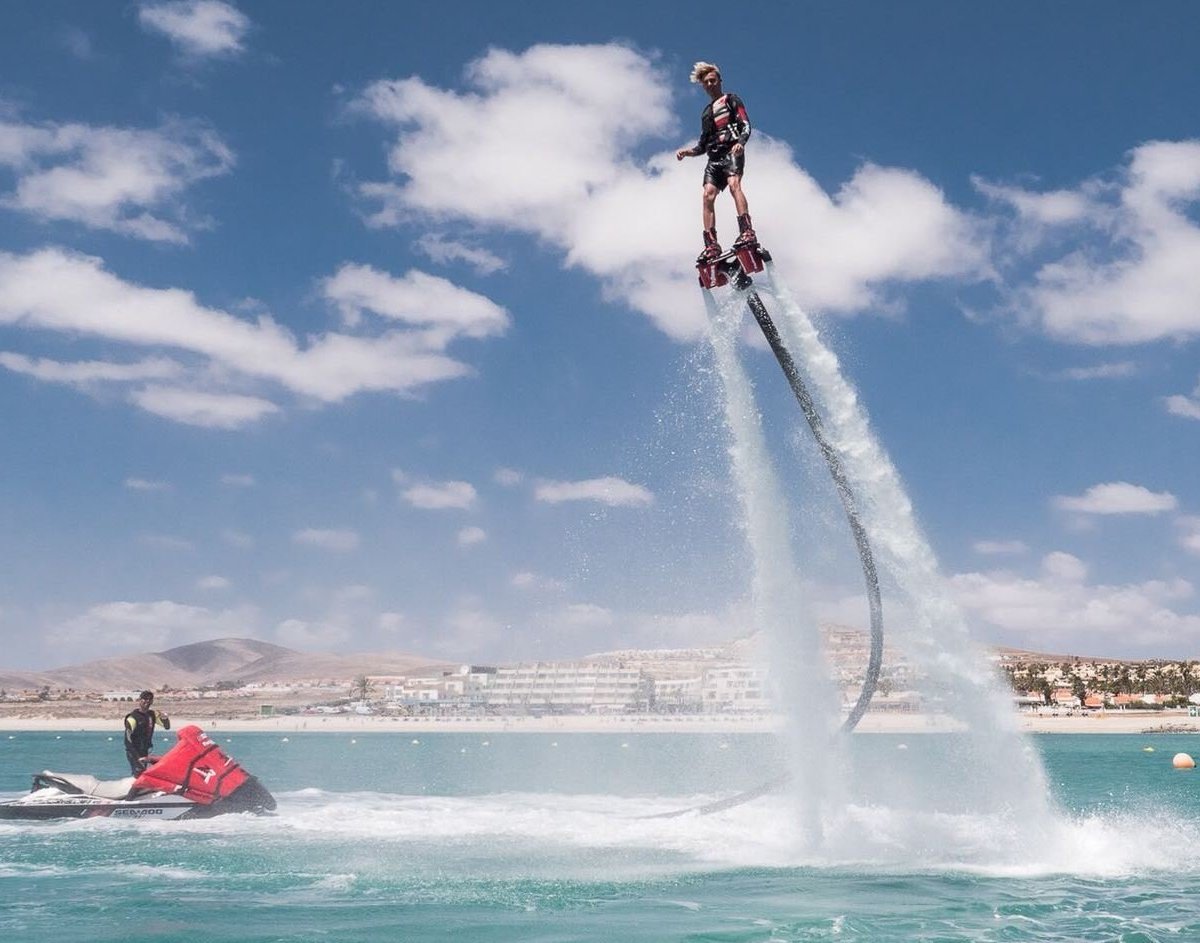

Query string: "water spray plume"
[697, 288, 835, 837]
[668, 250, 1059, 857]
[758, 265, 1051, 822]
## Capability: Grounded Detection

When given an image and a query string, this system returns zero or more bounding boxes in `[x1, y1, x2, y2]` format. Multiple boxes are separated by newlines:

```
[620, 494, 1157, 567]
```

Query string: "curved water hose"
[745, 285, 884, 735]
[647, 281, 883, 818]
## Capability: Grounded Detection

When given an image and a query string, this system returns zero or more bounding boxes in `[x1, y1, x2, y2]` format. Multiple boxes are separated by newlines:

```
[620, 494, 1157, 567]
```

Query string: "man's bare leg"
[702, 183, 719, 231]
[728, 176, 749, 217]
[728, 176, 756, 248]
[697, 183, 723, 262]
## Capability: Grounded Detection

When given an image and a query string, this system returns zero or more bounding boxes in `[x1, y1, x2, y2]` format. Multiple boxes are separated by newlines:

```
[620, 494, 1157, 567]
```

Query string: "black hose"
[646, 280, 883, 819]
[744, 287, 884, 735]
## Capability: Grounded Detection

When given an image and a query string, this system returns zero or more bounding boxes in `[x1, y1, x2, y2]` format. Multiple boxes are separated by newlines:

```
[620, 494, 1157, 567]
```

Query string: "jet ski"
[0, 724, 275, 821]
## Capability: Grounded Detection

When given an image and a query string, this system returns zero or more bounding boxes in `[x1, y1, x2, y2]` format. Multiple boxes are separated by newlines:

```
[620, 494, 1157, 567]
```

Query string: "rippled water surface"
[3, 730, 1199, 941]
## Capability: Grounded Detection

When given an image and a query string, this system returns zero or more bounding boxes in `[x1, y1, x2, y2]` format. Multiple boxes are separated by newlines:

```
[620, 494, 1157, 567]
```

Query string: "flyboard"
[652, 241, 885, 818]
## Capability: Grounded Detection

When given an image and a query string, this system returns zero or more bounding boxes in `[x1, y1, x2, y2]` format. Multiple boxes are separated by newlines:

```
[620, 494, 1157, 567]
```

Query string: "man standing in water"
[124, 690, 170, 774]
[675, 61, 757, 264]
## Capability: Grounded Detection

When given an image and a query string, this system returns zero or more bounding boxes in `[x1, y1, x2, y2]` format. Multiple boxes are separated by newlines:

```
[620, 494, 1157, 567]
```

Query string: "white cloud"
[138, 0, 250, 58]
[0, 118, 233, 242]
[983, 139, 1200, 345]
[558, 603, 615, 630]
[1178, 517, 1200, 555]
[197, 575, 230, 590]
[437, 602, 504, 657]
[534, 476, 654, 507]
[293, 528, 360, 552]
[1054, 361, 1136, 381]
[494, 467, 523, 486]
[0, 248, 506, 427]
[352, 44, 988, 340]
[0, 352, 183, 385]
[1165, 393, 1200, 420]
[1052, 482, 1177, 515]
[321, 262, 509, 338]
[973, 539, 1029, 556]
[378, 611, 405, 633]
[511, 571, 567, 592]
[356, 44, 671, 228]
[952, 553, 1200, 653]
[274, 617, 350, 651]
[125, 477, 171, 492]
[457, 526, 487, 547]
[130, 386, 280, 428]
[1041, 550, 1088, 583]
[973, 178, 1095, 228]
[220, 473, 255, 487]
[415, 234, 507, 275]
[49, 599, 257, 654]
[621, 608, 746, 649]
[394, 473, 477, 510]
[0, 353, 276, 430]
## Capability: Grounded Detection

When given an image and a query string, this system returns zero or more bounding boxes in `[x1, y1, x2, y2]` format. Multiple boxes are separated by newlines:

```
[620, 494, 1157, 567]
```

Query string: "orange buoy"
[1172, 752, 1195, 769]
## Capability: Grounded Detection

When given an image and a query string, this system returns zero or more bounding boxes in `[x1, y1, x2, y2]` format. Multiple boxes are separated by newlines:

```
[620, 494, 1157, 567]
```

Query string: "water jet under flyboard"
[652, 241, 883, 818]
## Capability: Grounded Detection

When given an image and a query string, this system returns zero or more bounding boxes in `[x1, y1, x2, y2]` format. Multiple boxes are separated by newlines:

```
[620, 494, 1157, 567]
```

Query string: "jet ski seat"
[34, 771, 138, 800]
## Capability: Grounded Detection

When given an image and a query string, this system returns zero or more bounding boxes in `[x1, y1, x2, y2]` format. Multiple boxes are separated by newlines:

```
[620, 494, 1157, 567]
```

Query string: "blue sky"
[2, 1, 1199, 669]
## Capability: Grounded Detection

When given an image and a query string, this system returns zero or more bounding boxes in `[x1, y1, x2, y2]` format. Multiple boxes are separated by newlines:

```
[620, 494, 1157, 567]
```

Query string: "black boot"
[696, 228, 722, 264]
[732, 214, 757, 249]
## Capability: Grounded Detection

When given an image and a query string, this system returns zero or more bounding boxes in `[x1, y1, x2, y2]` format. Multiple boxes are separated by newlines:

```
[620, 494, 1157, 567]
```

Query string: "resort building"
[474, 662, 646, 713]
[701, 666, 770, 713]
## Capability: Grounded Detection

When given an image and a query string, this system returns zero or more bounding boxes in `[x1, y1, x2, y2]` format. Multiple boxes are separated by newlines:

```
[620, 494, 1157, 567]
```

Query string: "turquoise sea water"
[3, 730, 1199, 942]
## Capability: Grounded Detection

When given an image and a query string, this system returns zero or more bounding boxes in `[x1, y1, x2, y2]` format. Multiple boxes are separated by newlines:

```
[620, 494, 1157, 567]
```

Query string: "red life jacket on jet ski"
[131, 725, 250, 805]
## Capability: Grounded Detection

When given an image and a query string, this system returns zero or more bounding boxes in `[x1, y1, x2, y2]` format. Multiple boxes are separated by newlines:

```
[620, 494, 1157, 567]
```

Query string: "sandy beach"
[3, 710, 1199, 735]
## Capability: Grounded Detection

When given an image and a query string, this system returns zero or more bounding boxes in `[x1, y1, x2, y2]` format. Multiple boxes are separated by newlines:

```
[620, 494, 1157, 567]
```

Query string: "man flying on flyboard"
[675, 61, 758, 266]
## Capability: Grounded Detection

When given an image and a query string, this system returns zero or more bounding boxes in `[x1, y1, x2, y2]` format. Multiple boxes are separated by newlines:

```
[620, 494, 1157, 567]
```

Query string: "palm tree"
[350, 675, 373, 703]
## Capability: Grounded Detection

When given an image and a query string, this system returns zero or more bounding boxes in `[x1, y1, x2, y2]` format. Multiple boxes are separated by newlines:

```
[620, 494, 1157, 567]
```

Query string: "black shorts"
[703, 150, 745, 191]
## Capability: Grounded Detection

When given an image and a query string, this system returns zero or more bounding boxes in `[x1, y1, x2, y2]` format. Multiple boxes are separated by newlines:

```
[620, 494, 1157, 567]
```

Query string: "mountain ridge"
[0, 637, 450, 692]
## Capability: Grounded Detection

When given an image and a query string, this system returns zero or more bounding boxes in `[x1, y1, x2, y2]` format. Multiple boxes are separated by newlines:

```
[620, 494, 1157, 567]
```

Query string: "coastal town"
[4, 630, 1200, 728]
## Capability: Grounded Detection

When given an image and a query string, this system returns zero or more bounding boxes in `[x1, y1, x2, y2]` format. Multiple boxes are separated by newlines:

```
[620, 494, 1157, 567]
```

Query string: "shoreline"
[2, 710, 1199, 735]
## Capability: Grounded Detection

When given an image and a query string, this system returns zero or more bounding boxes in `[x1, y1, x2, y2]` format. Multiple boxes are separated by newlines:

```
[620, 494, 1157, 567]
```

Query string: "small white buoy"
[481, 740, 490, 747]
[350, 739, 357, 745]
[411, 739, 420, 745]
[55, 735, 62, 740]
[107, 736, 114, 741]
[1172, 752, 1195, 769]
[897, 743, 909, 750]
[1143, 746, 1155, 753]
[718, 742, 729, 750]
[460, 747, 468, 753]
[621, 742, 629, 748]
[551, 741, 558, 748]
[281, 737, 290, 743]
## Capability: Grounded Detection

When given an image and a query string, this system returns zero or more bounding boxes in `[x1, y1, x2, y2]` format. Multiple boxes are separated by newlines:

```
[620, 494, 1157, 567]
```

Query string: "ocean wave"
[3, 785, 1196, 883]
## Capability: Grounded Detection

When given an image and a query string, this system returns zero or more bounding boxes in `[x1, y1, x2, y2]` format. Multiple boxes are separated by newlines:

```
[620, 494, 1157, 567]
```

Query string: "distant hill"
[585, 629, 1141, 670]
[0, 637, 451, 692]
[991, 646, 1138, 665]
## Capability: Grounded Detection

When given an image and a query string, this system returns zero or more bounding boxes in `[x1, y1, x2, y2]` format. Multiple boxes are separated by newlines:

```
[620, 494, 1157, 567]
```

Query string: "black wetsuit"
[124, 707, 169, 774]
[688, 93, 752, 190]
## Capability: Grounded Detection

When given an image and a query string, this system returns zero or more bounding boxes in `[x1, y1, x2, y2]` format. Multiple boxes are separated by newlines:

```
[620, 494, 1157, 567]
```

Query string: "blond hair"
[689, 61, 720, 84]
